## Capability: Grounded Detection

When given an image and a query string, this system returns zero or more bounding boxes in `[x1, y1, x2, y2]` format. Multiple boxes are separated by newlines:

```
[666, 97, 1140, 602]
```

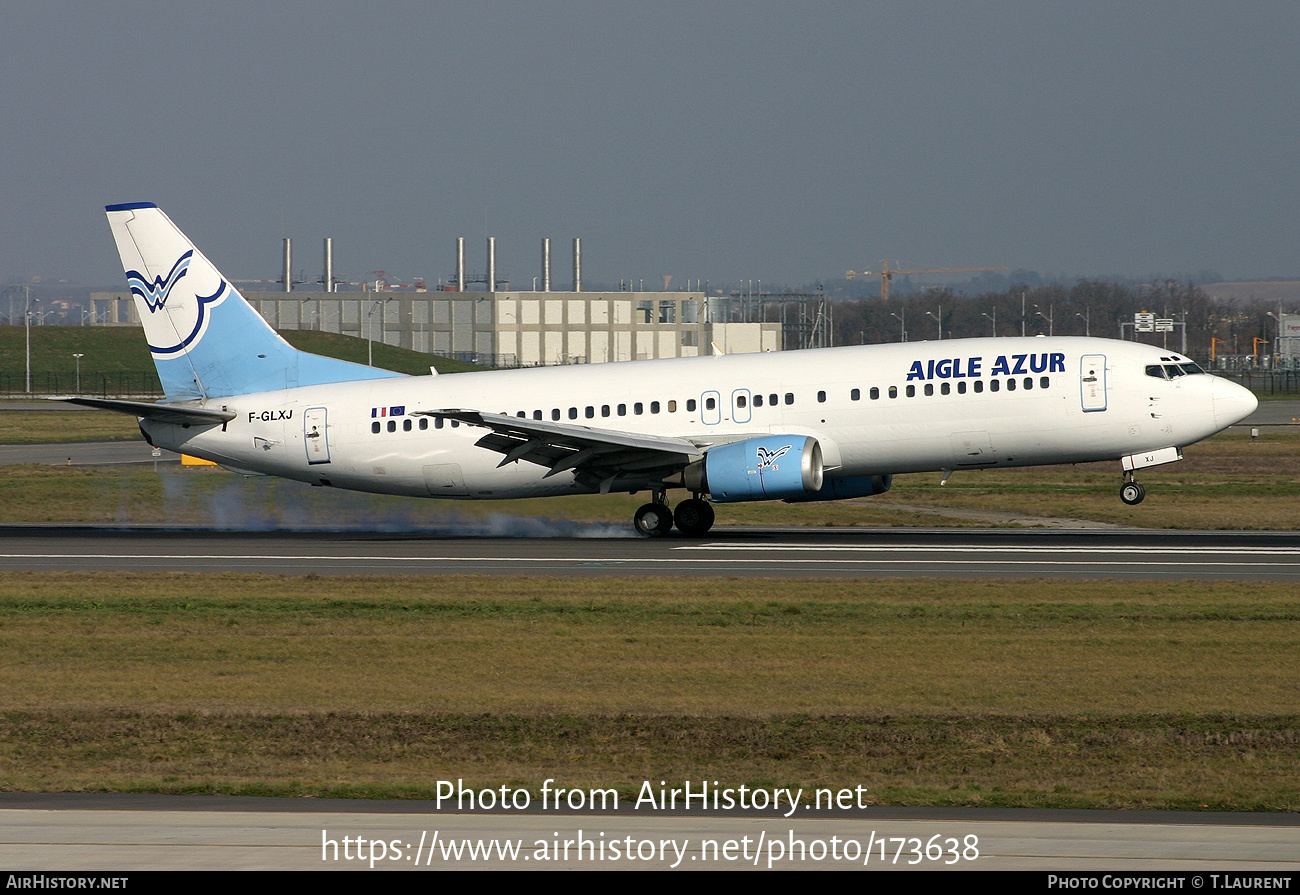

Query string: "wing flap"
[418, 409, 705, 481]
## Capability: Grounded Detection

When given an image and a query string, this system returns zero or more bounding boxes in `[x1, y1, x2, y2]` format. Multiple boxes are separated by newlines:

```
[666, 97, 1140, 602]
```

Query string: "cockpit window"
[1180, 362, 1205, 375]
[1162, 364, 1187, 378]
[1145, 365, 1167, 379]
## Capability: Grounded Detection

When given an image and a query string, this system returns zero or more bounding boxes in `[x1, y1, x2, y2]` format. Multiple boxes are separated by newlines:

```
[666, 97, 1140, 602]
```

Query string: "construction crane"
[847, 260, 1010, 301]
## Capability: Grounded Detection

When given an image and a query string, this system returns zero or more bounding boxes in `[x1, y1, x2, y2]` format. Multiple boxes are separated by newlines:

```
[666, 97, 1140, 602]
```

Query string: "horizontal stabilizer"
[60, 397, 236, 426]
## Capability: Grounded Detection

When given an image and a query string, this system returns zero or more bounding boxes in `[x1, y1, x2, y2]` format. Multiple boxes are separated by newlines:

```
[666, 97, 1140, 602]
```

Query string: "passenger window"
[870, 387, 880, 400]
[941, 382, 950, 395]
[784, 393, 794, 405]
[957, 381, 966, 394]
[420, 418, 428, 430]
[585, 406, 594, 419]
[403, 419, 412, 431]
[754, 394, 764, 407]
[668, 400, 677, 412]
[533, 410, 542, 420]
[618, 404, 627, 416]
[552, 409, 560, 420]
[387, 420, 396, 432]
[685, 400, 695, 412]
[888, 386, 898, 399]
[990, 380, 1000, 392]
[850, 388, 860, 401]
[1040, 377, 1050, 388]
[1007, 379, 1017, 391]
[974, 381, 984, 393]
[651, 401, 660, 414]
[601, 405, 610, 417]
[371, 421, 380, 434]
[1024, 377, 1033, 390]
[635, 402, 644, 415]
[769, 394, 778, 406]
[568, 407, 578, 419]
[736, 396, 747, 408]
[436, 417, 445, 429]
[705, 397, 716, 410]
[924, 383, 934, 396]
[817, 390, 826, 403]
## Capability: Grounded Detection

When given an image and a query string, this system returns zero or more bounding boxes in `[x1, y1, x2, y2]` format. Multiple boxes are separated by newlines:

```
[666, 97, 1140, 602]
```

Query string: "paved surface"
[0, 795, 1296, 871]
[1240, 399, 1300, 426]
[0, 440, 178, 465]
[2, 525, 1298, 580]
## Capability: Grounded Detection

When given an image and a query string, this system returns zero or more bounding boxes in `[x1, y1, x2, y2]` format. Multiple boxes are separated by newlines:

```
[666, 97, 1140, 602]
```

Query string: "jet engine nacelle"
[684, 435, 824, 502]
[783, 474, 893, 503]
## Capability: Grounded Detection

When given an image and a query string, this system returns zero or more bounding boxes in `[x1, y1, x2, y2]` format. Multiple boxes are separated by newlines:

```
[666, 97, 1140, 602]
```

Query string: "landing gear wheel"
[634, 502, 674, 537]
[1120, 481, 1146, 505]
[673, 498, 715, 537]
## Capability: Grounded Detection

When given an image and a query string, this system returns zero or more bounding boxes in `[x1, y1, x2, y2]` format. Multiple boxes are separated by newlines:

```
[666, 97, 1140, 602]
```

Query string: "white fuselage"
[140, 336, 1255, 500]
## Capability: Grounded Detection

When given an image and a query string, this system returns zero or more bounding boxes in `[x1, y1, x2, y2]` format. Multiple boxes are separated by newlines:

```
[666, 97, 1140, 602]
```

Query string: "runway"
[2, 524, 1299, 579]
[2, 794, 1297, 871]
[4, 416, 1298, 871]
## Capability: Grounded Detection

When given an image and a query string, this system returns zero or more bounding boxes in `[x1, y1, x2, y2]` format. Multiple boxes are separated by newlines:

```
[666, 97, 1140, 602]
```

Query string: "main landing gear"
[1119, 475, 1146, 506]
[633, 491, 715, 537]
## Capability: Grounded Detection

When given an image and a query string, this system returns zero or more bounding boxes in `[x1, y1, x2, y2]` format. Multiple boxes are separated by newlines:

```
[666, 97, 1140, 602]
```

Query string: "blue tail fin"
[105, 203, 403, 398]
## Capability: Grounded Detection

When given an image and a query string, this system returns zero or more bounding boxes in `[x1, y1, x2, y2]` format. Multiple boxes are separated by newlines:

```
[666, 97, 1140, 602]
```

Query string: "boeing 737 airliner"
[76, 203, 1258, 536]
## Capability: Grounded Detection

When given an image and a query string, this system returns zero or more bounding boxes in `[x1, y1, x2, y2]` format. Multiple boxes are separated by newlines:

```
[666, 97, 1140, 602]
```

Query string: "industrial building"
[89, 236, 782, 366]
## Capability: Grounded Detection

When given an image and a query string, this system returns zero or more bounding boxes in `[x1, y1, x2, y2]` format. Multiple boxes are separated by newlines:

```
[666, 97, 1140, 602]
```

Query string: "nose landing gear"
[1120, 475, 1146, 505]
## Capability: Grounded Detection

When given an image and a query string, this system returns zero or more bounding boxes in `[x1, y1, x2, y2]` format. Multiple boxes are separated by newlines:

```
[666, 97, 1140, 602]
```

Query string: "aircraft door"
[731, 388, 752, 424]
[304, 407, 330, 464]
[1080, 355, 1107, 412]
[701, 390, 722, 425]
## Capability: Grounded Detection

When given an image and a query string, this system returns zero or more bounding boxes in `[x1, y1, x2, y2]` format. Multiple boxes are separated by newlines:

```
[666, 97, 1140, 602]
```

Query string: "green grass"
[0, 325, 480, 394]
[0, 411, 142, 443]
[1, 428, 1298, 529]
[0, 573, 1296, 809]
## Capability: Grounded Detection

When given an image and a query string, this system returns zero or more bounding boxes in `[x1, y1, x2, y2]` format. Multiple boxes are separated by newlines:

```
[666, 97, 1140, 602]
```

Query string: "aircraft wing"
[60, 397, 236, 425]
[419, 409, 711, 492]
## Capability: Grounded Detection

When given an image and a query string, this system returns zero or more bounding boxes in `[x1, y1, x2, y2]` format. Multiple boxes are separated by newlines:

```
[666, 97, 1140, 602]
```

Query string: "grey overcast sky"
[2, 1, 1296, 289]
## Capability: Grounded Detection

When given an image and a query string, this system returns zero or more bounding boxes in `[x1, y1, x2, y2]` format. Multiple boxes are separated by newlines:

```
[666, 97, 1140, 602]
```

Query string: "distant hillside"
[278, 330, 484, 374]
[0, 325, 482, 395]
[1202, 282, 1300, 303]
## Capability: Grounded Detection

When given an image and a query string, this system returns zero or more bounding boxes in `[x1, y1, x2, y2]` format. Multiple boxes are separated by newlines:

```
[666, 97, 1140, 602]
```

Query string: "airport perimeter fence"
[1221, 370, 1300, 396]
[0, 371, 162, 398]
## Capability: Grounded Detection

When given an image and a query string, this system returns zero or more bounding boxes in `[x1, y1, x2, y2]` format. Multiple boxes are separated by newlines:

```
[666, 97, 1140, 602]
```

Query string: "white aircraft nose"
[1212, 377, 1258, 429]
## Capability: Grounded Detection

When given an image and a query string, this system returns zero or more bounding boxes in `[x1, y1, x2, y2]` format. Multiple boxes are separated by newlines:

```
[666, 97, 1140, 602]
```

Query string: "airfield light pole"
[73, 354, 84, 393]
[1076, 309, 1090, 337]
[367, 297, 398, 366]
[366, 299, 382, 366]
[890, 311, 906, 342]
[1035, 304, 1054, 336]
[925, 306, 942, 340]
[24, 287, 35, 394]
[982, 310, 996, 337]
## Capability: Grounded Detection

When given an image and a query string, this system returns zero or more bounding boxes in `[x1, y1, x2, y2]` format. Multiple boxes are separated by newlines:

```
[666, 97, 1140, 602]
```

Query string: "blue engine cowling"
[783, 474, 893, 503]
[684, 435, 824, 502]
